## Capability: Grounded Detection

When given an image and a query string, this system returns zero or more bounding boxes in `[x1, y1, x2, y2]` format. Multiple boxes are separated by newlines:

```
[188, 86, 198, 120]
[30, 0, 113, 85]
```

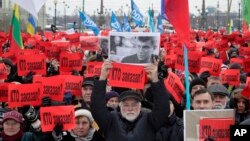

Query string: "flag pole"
[184, 44, 190, 110]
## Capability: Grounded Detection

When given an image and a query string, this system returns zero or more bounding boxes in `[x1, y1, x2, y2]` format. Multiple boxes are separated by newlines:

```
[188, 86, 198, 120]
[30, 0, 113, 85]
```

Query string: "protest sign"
[54, 75, 83, 96]
[242, 77, 250, 98]
[38, 41, 52, 53]
[40, 106, 75, 132]
[164, 72, 185, 104]
[109, 32, 160, 64]
[230, 58, 244, 67]
[200, 57, 222, 76]
[199, 118, 234, 141]
[17, 54, 46, 76]
[0, 83, 9, 102]
[184, 109, 234, 141]
[8, 84, 42, 108]
[220, 69, 240, 86]
[66, 33, 80, 46]
[80, 36, 99, 51]
[0, 63, 7, 80]
[244, 58, 250, 72]
[60, 52, 83, 72]
[108, 63, 146, 89]
[33, 76, 65, 101]
[164, 54, 176, 68]
[85, 62, 103, 77]
[240, 47, 250, 57]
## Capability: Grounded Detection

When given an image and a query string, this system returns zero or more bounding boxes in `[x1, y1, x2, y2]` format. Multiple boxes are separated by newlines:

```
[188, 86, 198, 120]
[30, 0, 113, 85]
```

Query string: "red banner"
[0, 63, 7, 80]
[164, 72, 185, 104]
[85, 62, 103, 77]
[8, 84, 42, 108]
[80, 36, 99, 51]
[17, 54, 46, 76]
[40, 106, 75, 132]
[33, 76, 65, 101]
[108, 63, 146, 89]
[38, 41, 52, 53]
[199, 118, 234, 141]
[54, 75, 83, 96]
[60, 52, 83, 72]
[220, 69, 240, 86]
[200, 57, 222, 76]
[0, 83, 9, 102]
[17, 49, 39, 55]
[66, 33, 80, 46]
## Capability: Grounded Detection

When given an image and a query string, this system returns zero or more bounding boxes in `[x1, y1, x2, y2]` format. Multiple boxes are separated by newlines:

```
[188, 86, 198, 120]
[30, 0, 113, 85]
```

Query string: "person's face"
[213, 94, 227, 109]
[114, 36, 121, 44]
[191, 85, 205, 97]
[237, 98, 246, 113]
[3, 120, 21, 136]
[192, 92, 214, 110]
[136, 40, 154, 61]
[107, 97, 119, 109]
[207, 79, 221, 87]
[120, 98, 141, 121]
[72, 116, 91, 137]
[5, 65, 11, 75]
[82, 85, 93, 103]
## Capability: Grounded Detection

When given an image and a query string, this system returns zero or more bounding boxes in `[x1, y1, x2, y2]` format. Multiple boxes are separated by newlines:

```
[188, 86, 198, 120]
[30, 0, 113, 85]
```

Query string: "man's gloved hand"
[42, 96, 52, 107]
[22, 105, 38, 123]
[22, 71, 35, 83]
[53, 122, 63, 136]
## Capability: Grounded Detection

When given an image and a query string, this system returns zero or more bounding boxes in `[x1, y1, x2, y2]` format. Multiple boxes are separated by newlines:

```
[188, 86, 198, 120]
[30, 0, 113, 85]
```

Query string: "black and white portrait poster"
[109, 32, 160, 64]
[98, 36, 109, 56]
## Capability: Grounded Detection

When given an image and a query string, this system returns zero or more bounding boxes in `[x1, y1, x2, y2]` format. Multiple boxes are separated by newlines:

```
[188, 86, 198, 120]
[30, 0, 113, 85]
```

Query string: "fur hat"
[75, 108, 94, 123]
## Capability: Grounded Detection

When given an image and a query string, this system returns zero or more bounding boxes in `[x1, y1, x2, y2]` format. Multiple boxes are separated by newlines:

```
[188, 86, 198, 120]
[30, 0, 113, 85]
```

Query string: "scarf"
[70, 128, 95, 141]
[2, 130, 23, 141]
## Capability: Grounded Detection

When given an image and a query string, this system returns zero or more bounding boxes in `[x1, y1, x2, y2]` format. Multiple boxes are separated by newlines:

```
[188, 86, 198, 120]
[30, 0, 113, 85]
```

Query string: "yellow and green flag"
[243, 0, 250, 25]
[9, 4, 24, 51]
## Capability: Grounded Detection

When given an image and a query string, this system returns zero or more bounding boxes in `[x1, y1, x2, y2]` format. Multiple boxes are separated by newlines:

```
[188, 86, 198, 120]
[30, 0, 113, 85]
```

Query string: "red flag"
[165, 0, 190, 42]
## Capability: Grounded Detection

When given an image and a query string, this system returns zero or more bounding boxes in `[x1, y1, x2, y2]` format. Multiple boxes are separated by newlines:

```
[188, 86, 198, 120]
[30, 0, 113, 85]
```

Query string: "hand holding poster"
[164, 72, 185, 104]
[220, 69, 240, 86]
[60, 52, 83, 73]
[40, 106, 75, 132]
[108, 63, 146, 89]
[200, 57, 222, 76]
[86, 62, 103, 77]
[8, 84, 42, 108]
[0, 83, 9, 102]
[17, 54, 46, 76]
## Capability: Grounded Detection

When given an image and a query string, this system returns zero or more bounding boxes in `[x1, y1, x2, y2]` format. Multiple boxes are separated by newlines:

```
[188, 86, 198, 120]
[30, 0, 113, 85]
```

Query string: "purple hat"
[3, 111, 23, 124]
[106, 91, 119, 101]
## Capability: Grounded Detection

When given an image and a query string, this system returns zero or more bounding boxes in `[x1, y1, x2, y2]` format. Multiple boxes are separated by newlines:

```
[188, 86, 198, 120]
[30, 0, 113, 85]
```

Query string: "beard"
[213, 102, 227, 109]
[121, 112, 140, 122]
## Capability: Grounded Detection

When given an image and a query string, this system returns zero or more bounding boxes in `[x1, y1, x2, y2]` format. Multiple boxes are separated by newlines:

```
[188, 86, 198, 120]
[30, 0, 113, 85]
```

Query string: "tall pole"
[202, 0, 205, 30]
[54, 0, 57, 26]
[217, 1, 219, 30]
[83, 0, 85, 12]
[227, 0, 233, 34]
[238, 2, 241, 30]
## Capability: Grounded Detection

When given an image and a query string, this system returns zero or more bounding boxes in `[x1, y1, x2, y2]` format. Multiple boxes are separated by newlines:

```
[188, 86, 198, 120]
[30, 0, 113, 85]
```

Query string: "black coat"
[91, 80, 170, 141]
[156, 113, 184, 141]
[60, 131, 104, 141]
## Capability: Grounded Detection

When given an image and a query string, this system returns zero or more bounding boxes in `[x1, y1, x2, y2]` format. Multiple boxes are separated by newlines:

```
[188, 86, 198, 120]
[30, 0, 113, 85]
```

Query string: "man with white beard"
[207, 84, 230, 109]
[91, 59, 170, 141]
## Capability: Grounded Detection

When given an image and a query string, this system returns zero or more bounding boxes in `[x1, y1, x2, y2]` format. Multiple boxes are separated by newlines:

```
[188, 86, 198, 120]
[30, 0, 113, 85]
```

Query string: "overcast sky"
[45, 0, 242, 17]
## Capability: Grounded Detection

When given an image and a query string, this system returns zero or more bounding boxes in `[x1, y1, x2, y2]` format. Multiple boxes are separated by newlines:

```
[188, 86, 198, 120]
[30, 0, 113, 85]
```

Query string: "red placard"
[244, 58, 250, 72]
[40, 106, 75, 132]
[0, 63, 7, 80]
[108, 63, 146, 89]
[54, 75, 83, 96]
[239, 47, 250, 57]
[38, 41, 52, 53]
[33, 76, 65, 101]
[165, 54, 176, 68]
[220, 69, 240, 86]
[17, 54, 46, 76]
[200, 57, 222, 76]
[17, 49, 39, 55]
[230, 58, 244, 66]
[199, 118, 234, 141]
[66, 33, 80, 45]
[60, 52, 83, 72]
[80, 36, 99, 51]
[8, 84, 42, 108]
[242, 77, 250, 98]
[85, 62, 103, 77]
[164, 72, 185, 104]
[0, 83, 9, 102]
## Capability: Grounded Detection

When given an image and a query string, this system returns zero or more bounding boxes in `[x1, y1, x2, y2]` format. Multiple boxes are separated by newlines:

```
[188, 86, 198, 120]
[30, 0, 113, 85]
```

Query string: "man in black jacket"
[91, 59, 170, 141]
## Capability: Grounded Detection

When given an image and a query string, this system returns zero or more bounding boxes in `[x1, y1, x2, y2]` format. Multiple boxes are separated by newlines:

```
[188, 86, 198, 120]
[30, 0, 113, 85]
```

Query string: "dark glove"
[53, 122, 63, 136]
[22, 105, 38, 122]
[22, 71, 35, 83]
[63, 92, 72, 105]
[42, 96, 52, 107]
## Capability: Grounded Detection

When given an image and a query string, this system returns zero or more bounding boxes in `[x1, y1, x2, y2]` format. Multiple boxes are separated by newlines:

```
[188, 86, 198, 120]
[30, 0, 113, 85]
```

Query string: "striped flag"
[9, 4, 24, 51]
[27, 15, 36, 36]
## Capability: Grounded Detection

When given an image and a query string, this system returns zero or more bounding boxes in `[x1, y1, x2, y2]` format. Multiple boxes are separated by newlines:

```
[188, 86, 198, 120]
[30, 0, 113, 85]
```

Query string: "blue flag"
[27, 15, 36, 36]
[79, 11, 99, 36]
[123, 14, 131, 32]
[161, 0, 168, 20]
[110, 11, 122, 32]
[157, 14, 163, 33]
[131, 0, 143, 26]
[148, 8, 155, 32]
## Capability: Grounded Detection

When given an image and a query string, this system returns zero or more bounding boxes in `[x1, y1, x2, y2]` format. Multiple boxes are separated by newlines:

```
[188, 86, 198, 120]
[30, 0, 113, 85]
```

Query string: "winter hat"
[207, 84, 229, 96]
[119, 90, 142, 102]
[0, 58, 14, 68]
[82, 77, 94, 87]
[75, 108, 94, 123]
[3, 110, 23, 124]
[189, 78, 206, 93]
[106, 91, 119, 101]
[199, 71, 211, 83]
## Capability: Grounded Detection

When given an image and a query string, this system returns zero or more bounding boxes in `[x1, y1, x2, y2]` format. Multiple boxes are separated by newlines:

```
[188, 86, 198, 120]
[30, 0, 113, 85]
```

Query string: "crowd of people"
[0, 28, 250, 141]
